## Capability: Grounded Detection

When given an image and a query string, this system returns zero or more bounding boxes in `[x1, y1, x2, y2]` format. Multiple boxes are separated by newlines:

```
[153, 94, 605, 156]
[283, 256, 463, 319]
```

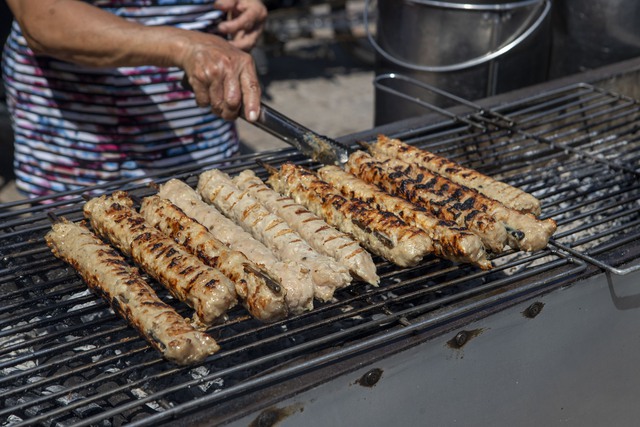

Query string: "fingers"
[186, 56, 259, 120]
[239, 66, 261, 122]
[217, 68, 242, 120]
[180, 30, 260, 120]
[216, 0, 267, 51]
[212, 0, 237, 12]
[187, 66, 212, 109]
[217, 12, 255, 35]
[229, 30, 259, 52]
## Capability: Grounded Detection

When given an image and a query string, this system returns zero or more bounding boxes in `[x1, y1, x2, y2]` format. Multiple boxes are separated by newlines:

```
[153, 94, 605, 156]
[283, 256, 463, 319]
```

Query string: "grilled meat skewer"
[266, 163, 434, 267]
[376, 154, 557, 252]
[140, 195, 288, 323]
[233, 169, 379, 285]
[198, 169, 352, 302]
[157, 178, 314, 314]
[358, 151, 556, 252]
[45, 220, 219, 365]
[84, 191, 238, 328]
[369, 135, 542, 216]
[346, 151, 510, 253]
[317, 165, 492, 270]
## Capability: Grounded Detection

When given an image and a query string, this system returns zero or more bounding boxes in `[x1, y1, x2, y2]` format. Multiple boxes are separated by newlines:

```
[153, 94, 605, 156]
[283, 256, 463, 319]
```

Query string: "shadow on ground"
[257, 39, 374, 101]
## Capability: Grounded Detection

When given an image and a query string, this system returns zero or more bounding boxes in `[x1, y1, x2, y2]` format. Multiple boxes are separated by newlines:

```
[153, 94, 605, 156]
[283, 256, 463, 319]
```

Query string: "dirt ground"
[238, 40, 375, 153]
[0, 38, 375, 204]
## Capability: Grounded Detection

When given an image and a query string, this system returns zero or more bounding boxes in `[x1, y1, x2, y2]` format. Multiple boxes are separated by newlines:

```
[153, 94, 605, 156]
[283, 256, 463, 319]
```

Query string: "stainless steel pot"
[549, 0, 640, 78]
[370, 0, 552, 125]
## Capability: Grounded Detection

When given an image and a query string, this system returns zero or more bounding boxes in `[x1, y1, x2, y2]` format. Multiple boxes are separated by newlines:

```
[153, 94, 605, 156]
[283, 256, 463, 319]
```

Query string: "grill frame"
[2, 59, 640, 426]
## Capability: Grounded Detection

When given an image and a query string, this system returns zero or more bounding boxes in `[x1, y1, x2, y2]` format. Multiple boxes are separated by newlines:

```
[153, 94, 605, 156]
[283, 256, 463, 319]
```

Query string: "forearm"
[7, 0, 192, 68]
[7, 0, 263, 121]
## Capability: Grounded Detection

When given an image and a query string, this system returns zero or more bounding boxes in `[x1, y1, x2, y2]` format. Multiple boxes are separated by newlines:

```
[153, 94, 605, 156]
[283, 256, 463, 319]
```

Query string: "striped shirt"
[1, 1, 239, 197]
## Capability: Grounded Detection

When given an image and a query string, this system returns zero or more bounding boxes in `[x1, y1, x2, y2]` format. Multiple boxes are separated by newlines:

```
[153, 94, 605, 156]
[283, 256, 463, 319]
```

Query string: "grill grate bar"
[549, 240, 640, 275]
[3, 357, 170, 426]
[545, 177, 638, 221]
[515, 91, 628, 128]
[1, 80, 639, 425]
[0, 316, 126, 369]
[379, 82, 639, 274]
[586, 226, 640, 256]
[0, 309, 118, 362]
[0, 275, 81, 305]
[0, 281, 88, 321]
[567, 215, 640, 249]
[0, 290, 98, 335]
[504, 88, 640, 175]
[0, 258, 56, 291]
[0, 339, 145, 403]
[494, 84, 625, 121]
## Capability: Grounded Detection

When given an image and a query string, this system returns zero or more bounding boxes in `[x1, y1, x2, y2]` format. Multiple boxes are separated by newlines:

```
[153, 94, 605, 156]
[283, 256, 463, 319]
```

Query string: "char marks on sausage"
[45, 220, 219, 365]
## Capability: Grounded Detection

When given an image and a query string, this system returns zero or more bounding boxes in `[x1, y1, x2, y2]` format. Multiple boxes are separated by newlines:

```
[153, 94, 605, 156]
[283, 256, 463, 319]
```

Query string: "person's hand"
[179, 30, 261, 121]
[214, 0, 267, 52]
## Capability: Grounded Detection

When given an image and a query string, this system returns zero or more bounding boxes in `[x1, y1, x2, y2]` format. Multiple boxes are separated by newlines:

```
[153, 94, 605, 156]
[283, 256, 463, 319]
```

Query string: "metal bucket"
[549, 0, 640, 78]
[370, 0, 552, 125]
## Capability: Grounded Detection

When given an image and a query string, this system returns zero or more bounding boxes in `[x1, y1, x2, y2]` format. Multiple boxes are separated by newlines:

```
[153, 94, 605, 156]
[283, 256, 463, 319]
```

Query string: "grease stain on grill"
[523, 301, 545, 318]
[356, 368, 384, 388]
[447, 328, 484, 350]
[250, 403, 303, 427]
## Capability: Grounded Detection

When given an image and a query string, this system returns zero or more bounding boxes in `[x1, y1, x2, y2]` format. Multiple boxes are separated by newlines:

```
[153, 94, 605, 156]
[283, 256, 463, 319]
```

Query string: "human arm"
[5, 0, 261, 121]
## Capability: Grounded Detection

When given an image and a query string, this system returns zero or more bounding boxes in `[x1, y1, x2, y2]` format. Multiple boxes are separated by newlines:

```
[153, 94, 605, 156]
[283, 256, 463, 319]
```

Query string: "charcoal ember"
[127, 409, 157, 424]
[129, 388, 163, 411]
[39, 385, 110, 426]
[45, 413, 94, 427]
[4, 391, 51, 419]
[190, 366, 223, 394]
[96, 381, 130, 407]
[108, 415, 129, 427]
[113, 388, 164, 422]
[22, 400, 55, 419]
[26, 375, 46, 385]
[3, 414, 25, 425]
[61, 374, 95, 389]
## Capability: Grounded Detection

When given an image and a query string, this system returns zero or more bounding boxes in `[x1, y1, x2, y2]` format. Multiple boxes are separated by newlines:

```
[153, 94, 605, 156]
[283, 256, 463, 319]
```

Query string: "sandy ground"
[0, 39, 375, 204]
[238, 37, 375, 153]
[238, 68, 374, 154]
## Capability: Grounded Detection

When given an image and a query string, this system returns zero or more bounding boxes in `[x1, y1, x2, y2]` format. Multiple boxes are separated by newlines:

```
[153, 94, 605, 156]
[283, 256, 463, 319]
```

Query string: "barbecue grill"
[1, 58, 640, 427]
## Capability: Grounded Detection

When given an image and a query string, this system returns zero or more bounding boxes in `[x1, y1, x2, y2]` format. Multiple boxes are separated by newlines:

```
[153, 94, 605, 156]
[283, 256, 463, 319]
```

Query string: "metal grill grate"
[383, 81, 640, 275]
[1, 81, 637, 426]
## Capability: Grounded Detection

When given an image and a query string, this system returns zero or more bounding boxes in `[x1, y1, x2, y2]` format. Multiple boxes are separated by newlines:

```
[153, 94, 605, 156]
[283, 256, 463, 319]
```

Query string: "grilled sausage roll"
[198, 169, 352, 302]
[157, 178, 314, 314]
[140, 195, 288, 323]
[267, 163, 434, 267]
[370, 135, 543, 216]
[84, 191, 237, 328]
[346, 150, 510, 253]
[45, 220, 219, 365]
[317, 165, 492, 270]
[359, 151, 556, 252]
[233, 169, 379, 285]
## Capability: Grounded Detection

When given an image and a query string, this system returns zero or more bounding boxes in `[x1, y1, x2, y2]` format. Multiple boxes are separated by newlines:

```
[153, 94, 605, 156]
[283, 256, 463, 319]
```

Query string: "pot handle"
[364, 0, 551, 72]
[405, 0, 545, 11]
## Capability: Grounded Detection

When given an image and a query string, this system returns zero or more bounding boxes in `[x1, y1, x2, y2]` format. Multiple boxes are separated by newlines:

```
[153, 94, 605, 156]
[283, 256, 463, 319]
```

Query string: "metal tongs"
[252, 103, 351, 166]
[181, 74, 351, 165]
